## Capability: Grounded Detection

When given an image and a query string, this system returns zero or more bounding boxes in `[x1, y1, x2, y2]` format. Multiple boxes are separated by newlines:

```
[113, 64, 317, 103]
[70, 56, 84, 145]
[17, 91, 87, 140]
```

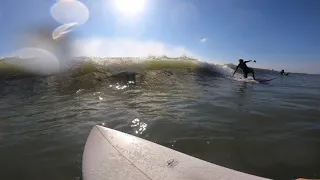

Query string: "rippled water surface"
[0, 59, 319, 180]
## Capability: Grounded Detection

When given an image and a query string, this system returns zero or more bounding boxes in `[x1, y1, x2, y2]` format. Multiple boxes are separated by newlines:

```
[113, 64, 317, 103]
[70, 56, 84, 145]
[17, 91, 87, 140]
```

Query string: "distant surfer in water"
[280, 69, 290, 75]
[233, 59, 256, 80]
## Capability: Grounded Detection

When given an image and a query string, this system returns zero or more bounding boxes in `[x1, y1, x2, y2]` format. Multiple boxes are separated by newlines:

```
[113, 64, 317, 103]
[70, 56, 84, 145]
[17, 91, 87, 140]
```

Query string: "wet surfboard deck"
[82, 125, 270, 180]
[253, 78, 275, 83]
[235, 77, 275, 83]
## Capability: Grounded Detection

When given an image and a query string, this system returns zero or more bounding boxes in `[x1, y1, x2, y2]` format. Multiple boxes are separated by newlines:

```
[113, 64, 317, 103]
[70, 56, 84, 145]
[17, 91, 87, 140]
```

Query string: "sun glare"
[114, 0, 146, 16]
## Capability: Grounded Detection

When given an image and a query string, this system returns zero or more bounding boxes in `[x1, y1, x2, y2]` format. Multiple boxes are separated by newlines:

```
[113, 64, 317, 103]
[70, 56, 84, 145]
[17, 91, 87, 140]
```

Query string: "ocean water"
[0, 57, 319, 180]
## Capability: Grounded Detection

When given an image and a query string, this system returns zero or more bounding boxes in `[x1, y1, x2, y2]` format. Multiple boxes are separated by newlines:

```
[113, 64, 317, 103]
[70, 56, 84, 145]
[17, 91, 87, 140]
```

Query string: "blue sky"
[0, 0, 319, 73]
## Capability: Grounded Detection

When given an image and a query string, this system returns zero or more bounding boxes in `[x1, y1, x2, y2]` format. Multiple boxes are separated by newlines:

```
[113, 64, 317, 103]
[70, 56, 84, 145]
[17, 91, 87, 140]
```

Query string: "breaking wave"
[0, 56, 235, 79]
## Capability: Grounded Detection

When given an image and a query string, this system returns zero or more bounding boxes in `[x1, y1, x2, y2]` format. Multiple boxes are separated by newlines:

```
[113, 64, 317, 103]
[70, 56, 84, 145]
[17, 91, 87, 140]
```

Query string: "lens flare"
[51, 0, 89, 25]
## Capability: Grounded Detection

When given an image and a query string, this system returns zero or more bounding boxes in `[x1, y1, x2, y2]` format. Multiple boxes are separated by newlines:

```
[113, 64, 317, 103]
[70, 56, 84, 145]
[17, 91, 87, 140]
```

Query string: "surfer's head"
[239, 59, 244, 63]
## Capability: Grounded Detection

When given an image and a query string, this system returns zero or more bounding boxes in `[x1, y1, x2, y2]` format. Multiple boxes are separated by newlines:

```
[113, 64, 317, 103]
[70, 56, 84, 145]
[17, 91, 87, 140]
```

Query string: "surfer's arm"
[244, 60, 256, 63]
[233, 66, 239, 76]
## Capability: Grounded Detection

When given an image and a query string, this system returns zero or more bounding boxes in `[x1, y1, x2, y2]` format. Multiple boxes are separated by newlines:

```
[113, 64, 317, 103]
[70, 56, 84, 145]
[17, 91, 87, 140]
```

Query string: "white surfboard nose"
[82, 125, 270, 180]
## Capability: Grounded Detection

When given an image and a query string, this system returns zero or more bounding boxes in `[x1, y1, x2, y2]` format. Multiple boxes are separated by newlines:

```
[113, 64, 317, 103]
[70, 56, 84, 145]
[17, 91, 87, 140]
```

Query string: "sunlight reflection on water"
[130, 118, 147, 134]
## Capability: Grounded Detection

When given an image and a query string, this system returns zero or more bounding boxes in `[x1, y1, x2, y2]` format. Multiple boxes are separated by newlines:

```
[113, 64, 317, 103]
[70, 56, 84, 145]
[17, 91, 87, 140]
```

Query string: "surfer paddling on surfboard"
[233, 59, 256, 80]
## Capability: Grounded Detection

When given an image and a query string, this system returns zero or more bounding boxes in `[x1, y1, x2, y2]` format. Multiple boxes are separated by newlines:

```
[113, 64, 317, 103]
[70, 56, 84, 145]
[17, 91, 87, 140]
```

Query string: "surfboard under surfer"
[232, 59, 256, 80]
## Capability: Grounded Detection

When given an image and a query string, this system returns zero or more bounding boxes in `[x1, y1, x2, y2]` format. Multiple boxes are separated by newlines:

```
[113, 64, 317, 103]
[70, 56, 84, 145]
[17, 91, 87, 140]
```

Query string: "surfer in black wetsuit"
[280, 69, 290, 75]
[233, 59, 256, 79]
